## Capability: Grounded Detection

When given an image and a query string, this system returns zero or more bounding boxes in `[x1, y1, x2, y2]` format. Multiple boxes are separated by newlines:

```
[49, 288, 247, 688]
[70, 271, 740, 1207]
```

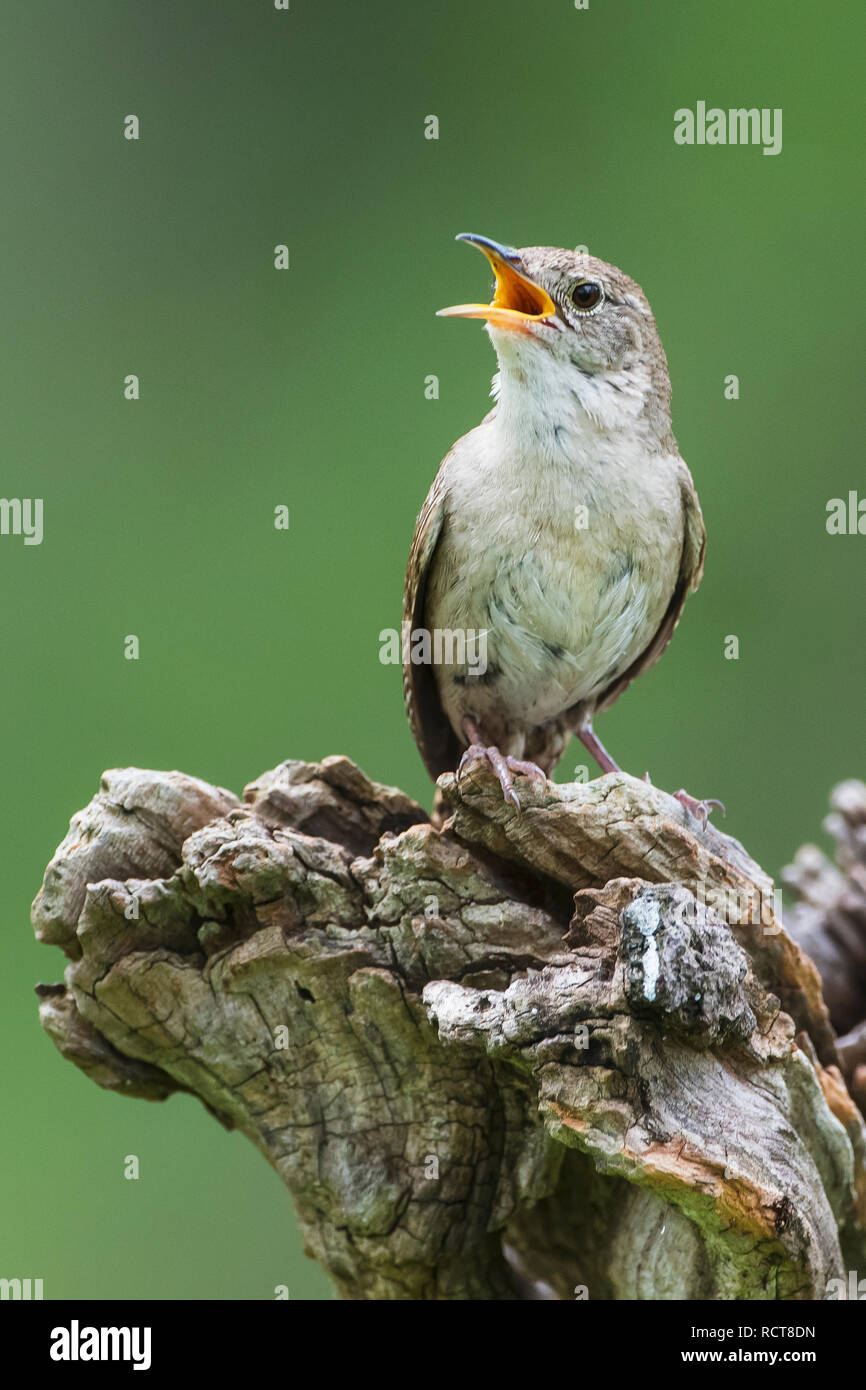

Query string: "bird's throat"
[490, 334, 653, 447]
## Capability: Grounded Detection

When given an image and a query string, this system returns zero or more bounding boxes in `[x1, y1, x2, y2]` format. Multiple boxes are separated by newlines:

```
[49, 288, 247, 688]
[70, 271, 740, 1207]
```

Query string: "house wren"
[403, 234, 722, 826]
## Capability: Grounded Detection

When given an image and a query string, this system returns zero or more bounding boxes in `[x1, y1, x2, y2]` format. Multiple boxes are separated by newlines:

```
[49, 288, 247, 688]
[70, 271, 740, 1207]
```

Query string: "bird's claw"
[673, 789, 726, 832]
[504, 756, 548, 785]
[457, 744, 546, 812]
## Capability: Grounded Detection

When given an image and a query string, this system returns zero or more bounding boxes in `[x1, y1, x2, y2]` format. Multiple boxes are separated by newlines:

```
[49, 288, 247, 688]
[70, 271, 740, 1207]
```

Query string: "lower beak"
[437, 233, 556, 331]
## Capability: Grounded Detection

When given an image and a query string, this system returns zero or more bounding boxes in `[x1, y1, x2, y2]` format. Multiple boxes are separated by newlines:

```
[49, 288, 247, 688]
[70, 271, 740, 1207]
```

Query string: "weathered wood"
[784, 779, 866, 1116]
[31, 758, 866, 1299]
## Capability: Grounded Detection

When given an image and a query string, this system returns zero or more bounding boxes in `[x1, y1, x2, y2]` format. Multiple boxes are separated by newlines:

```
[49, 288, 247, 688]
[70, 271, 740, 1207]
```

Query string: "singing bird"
[402, 234, 723, 826]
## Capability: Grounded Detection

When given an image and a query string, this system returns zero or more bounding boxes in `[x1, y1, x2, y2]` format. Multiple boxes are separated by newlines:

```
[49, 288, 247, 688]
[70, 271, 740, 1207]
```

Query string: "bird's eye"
[569, 281, 603, 313]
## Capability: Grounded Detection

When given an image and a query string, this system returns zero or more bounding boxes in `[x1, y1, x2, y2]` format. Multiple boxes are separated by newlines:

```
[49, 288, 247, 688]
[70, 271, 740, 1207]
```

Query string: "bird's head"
[438, 234, 673, 442]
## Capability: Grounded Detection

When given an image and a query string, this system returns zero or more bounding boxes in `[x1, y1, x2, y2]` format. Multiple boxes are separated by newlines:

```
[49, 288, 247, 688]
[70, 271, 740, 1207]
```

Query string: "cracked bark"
[31, 757, 866, 1300]
[783, 781, 866, 1120]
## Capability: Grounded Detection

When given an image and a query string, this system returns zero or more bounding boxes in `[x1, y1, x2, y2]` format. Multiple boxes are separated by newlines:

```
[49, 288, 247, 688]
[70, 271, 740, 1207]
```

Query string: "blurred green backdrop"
[1, 0, 862, 1299]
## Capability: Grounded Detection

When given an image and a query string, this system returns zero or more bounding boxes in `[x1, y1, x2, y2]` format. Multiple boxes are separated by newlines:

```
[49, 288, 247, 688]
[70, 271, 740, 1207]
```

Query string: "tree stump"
[31, 758, 866, 1299]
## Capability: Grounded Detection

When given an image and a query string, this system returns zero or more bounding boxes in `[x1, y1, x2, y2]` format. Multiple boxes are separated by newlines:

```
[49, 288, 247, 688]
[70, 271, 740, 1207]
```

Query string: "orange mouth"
[437, 234, 556, 332]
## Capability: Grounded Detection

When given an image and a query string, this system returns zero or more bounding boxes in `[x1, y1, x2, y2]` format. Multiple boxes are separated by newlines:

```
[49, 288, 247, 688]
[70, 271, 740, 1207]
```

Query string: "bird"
[402, 233, 723, 827]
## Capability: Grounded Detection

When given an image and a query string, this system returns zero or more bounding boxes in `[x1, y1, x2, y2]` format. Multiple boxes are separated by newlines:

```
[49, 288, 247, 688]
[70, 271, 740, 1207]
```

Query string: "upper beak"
[437, 233, 556, 331]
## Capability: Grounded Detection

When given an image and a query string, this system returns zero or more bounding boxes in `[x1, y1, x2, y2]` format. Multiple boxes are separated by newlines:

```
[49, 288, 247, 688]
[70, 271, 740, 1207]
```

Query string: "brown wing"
[591, 458, 706, 718]
[402, 470, 463, 781]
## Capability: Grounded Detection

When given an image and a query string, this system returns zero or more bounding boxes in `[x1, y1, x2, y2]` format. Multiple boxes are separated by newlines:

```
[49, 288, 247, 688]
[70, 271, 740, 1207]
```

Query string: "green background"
[1, 0, 862, 1299]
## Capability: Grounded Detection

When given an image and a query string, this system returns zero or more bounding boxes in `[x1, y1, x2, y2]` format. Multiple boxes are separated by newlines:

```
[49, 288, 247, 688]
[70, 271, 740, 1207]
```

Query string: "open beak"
[437, 233, 556, 331]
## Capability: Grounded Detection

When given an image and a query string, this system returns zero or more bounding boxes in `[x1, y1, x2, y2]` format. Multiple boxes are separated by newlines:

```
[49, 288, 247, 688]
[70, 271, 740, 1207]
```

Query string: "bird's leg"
[576, 722, 622, 775]
[458, 715, 547, 811]
[671, 789, 726, 833]
[578, 721, 725, 831]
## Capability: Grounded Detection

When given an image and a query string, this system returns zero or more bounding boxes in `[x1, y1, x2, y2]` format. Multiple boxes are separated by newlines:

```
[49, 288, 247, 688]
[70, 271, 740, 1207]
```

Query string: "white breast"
[425, 391, 684, 740]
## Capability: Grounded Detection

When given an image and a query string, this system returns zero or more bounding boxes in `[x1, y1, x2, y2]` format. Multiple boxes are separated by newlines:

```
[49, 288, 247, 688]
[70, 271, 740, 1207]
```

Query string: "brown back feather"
[402, 473, 463, 780]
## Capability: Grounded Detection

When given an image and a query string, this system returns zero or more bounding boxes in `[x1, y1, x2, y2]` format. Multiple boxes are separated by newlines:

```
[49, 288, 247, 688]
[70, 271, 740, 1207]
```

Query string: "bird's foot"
[457, 744, 546, 811]
[673, 788, 726, 832]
